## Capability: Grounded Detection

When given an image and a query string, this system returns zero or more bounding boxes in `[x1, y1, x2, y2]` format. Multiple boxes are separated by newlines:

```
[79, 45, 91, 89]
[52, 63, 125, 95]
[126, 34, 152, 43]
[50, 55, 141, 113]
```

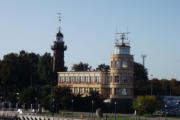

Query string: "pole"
[92, 100, 94, 119]
[114, 101, 116, 120]
[72, 99, 74, 120]
[52, 98, 55, 117]
[150, 75, 153, 96]
[164, 104, 167, 120]
[35, 97, 37, 113]
[151, 80, 152, 95]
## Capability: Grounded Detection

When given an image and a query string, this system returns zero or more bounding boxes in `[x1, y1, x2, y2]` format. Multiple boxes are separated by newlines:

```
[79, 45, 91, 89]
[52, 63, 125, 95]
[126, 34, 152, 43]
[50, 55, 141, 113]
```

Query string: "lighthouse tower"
[51, 15, 67, 73]
[110, 32, 134, 99]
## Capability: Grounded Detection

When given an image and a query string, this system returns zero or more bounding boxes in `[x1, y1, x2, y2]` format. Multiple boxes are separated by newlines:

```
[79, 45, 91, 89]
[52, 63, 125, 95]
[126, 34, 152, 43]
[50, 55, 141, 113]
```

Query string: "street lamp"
[164, 104, 167, 120]
[52, 98, 55, 117]
[16, 92, 19, 111]
[114, 101, 117, 120]
[92, 100, 94, 119]
[150, 74, 153, 96]
[72, 99, 74, 119]
[35, 97, 37, 113]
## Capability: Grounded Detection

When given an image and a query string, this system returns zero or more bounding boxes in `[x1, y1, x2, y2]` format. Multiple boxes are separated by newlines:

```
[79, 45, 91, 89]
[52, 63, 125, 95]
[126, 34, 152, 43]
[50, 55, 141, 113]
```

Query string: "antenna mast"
[116, 32, 130, 46]
[58, 12, 62, 31]
[141, 54, 147, 67]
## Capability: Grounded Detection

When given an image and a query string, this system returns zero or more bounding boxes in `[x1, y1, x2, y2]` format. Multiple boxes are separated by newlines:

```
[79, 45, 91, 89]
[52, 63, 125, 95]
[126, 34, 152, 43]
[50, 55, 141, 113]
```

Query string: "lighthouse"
[51, 14, 67, 73]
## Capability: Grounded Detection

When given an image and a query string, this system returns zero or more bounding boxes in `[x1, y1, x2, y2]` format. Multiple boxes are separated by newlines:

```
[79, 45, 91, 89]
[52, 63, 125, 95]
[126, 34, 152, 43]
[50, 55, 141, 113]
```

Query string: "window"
[115, 61, 120, 68]
[86, 76, 89, 83]
[122, 60, 128, 68]
[72, 76, 74, 82]
[91, 76, 94, 83]
[74, 88, 78, 94]
[84, 76, 88, 83]
[95, 88, 99, 93]
[79, 76, 81, 83]
[115, 88, 120, 95]
[69, 76, 71, 83]
[84, 88, 88, 93]
[81, 76, 84, 83]
[89, 76, 91, 83]
[74, 77, 76, 83]
[122, 76, 127, 83]
[62, 77, 64, 83]
[58, 77, 61, 83]
[84, 76, 86, 82]
[76, 76, 79, 83]
[95, 76, 97, 83]
[122, 88, 127, 95]
[106, 76, 109, 84]
[106, 88, 110, 95]
[70, 88, 73, 92]
[97, 76, 100, 83]
[80, 88, 83, 94]
[114, 76, 119, 83]
[90, 88, 93, 92]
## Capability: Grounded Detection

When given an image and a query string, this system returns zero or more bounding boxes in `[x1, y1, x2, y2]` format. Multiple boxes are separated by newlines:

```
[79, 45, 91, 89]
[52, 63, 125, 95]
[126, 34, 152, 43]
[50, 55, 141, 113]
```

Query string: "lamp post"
[150, 74, 153, 96]
[114, 101, 117, 120]
[91, 100, 94, 119]
[164, 104, 167, 120]
[72, 99, 74, 119]
[52, 97, 55, 117]
[35, 97, 37, 113]
[16, 92, 19, 111]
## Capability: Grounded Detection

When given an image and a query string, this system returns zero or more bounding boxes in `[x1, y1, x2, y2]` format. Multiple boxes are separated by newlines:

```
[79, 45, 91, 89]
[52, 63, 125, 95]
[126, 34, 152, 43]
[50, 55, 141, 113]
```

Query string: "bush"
[133, 95, 161, 115]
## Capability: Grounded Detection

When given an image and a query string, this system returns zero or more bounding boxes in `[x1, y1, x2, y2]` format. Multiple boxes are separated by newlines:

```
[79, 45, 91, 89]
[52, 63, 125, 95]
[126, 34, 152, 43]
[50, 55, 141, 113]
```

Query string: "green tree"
[19, 87, 40, 105]
[96, 64, 110, 71]
[133, 95, 161, 115]
[72, 62, 91, 71]
[40, 86, 72, 112]
[134, 62, 148, 95]
[0, 51, 41, 102]
[88, 90, 104, 109]
[38, 53, 53, 85]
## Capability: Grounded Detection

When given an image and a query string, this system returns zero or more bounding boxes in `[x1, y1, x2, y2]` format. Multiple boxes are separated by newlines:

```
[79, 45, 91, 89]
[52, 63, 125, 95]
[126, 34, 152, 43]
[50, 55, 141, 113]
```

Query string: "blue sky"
[0, 0, 180, 80]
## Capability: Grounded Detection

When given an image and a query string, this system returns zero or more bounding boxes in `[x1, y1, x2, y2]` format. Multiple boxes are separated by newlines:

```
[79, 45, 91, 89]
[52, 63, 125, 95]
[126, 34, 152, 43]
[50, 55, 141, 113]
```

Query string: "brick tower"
[51, 16, 67, 73]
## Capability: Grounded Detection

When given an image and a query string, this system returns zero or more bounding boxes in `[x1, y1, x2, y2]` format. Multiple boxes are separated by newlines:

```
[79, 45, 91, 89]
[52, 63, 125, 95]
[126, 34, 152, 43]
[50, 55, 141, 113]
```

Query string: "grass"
[40, 111, 180, 120]
[42, 112, 145, 120]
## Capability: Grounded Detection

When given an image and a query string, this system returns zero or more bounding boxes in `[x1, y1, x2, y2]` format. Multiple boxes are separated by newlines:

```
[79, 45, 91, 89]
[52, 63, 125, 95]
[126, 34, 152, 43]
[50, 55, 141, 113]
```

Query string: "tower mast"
[58, 12, 62, 32]
[141, 54, 147, 67]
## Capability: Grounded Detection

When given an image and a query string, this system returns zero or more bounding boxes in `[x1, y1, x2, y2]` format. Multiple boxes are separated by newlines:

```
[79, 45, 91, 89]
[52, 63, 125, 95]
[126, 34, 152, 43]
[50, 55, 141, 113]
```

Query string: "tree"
[96, 64, 110, 71]
[133, 95, 161, 115]
[88, 90, 104, 109]
[72, 62, 91, 71]
[0, 51, 41, 102]
[134, 62, 148, 95]
[19, 87, 40, 105]
[38, 53, 54, 85]
[40, 86, 72, 112]
[169, 79, 179, 96]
